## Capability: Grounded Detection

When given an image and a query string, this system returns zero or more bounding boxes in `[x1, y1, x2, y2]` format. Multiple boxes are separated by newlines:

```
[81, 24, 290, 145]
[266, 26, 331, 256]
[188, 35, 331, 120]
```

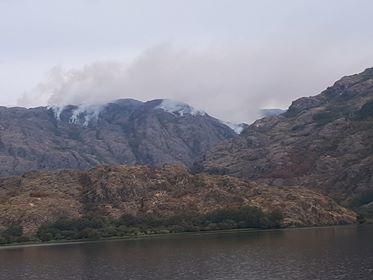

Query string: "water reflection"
[0, 225, 372, 280]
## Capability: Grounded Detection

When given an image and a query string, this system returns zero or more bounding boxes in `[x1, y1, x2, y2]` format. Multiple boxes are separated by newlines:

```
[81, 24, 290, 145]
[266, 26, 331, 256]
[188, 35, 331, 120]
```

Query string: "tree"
[1, 224, 24, 243]
[3, 225, 23, 238]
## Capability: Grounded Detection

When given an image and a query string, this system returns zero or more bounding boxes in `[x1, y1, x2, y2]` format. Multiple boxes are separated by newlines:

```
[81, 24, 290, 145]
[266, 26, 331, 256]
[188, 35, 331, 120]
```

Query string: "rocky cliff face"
[201, 68, 373, 210]
[0, 99, 237, 176]
[0, 165, 356, 235]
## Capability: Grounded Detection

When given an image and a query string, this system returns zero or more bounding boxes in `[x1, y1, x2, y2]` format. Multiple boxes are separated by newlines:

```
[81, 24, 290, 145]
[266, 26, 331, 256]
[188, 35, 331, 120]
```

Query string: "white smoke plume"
[17, 44, 373, 123]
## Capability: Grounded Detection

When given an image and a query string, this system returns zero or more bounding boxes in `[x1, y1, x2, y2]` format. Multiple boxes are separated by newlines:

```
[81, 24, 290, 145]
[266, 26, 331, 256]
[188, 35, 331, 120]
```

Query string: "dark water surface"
[0, 225, 372, 280]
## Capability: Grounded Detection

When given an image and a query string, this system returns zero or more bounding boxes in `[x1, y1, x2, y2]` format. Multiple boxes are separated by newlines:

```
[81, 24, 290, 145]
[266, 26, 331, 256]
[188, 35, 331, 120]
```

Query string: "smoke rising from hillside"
[17, 44, 372, 123]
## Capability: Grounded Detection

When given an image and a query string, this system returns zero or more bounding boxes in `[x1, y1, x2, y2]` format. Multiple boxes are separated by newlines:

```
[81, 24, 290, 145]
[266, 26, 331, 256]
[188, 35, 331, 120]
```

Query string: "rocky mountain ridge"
[0, 99, 238, 176]
[201, 68, 373, 214]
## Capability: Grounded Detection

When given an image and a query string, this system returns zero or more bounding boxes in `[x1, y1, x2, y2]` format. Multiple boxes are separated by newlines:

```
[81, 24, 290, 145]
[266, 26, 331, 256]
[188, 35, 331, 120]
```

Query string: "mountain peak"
[48, 98, 209, 126]
[0, 98, 239, 176]
[154, 99, 206, 117]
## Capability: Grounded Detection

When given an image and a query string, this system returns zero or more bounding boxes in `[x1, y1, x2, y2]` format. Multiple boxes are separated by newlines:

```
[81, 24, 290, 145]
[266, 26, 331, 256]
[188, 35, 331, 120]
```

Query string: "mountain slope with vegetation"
[0, 165, 356, 243]
[200, 68, 373, 214]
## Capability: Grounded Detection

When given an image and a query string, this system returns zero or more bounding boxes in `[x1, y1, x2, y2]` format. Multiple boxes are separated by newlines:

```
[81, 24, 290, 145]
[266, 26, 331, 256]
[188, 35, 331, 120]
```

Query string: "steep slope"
[201, 68, 373, 210]
[0, 99, 237, 176]
[0, 165, 356, 235]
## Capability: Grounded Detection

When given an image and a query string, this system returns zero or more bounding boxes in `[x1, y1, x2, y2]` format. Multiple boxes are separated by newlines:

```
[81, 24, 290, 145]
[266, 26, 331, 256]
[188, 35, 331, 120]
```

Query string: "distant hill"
[259, 108, 286, 117]
[0, 99, 238, 176]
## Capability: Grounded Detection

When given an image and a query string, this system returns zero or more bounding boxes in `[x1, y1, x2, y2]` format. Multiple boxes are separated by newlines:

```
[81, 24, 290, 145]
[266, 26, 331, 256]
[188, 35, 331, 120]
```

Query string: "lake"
[0, 225, 372, 280]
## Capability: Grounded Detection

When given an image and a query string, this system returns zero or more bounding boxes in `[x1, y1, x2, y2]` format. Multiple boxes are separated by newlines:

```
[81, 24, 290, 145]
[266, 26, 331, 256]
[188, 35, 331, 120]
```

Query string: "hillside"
[200, 68, 373, 213]
[0, 165, 356, 238]
[0, 99, 237, 176]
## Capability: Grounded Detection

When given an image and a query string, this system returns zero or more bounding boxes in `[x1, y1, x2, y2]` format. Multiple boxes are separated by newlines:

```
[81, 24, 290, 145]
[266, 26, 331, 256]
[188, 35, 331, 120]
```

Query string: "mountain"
[0, 99, 238, 176]
[259, 108, 286, 117]
[200, 68, 373, 214]
[0, 165, 356, 236]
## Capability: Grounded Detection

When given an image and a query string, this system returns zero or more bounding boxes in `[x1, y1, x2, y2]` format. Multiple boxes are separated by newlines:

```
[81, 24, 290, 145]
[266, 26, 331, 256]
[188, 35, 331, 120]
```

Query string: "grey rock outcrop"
[0, 99, 237, 176]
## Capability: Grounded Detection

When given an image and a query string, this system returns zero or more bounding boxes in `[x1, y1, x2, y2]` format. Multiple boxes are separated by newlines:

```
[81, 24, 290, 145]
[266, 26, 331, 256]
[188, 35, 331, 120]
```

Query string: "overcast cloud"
[1, 0, 373, 122]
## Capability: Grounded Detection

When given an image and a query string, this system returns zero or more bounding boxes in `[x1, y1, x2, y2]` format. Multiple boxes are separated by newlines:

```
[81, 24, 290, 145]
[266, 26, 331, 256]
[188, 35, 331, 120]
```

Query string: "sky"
[1, 0, 373, 122]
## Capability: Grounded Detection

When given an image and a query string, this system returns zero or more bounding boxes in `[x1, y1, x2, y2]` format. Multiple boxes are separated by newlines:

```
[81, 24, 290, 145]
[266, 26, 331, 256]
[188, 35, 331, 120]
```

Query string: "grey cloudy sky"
[1, 0, 373, 122]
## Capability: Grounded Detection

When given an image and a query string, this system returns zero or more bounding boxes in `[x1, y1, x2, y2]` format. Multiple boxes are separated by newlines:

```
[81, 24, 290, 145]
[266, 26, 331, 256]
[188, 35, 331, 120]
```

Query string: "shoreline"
[0, 223, 363, 250]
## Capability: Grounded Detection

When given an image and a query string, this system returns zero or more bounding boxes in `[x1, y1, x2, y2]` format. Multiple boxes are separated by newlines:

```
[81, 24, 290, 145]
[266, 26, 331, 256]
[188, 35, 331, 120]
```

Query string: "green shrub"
[34, 207, 284, 243]
[0, 225, 25, 244]
[3, 225, 23, 238]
